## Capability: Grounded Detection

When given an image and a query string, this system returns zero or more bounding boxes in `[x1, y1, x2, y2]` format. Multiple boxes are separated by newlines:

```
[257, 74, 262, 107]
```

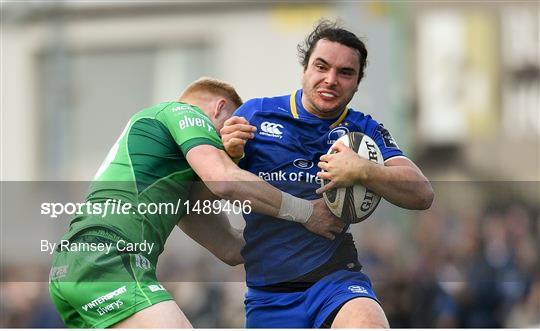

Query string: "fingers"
[223, 130, 255, 141]
[221, 122, 256, 159]
[220, 121, 257, 136]
[327, 217, 346, 235]
[223, 116, 249, 126]
[225, 137, 247, 147]
[224, 138, 247, 156]
[223, 135, 249, 158]
[308, 184, 348, 239]
[319, 154, 331, 162]
[319, 220, 346, 240]
[305, 220, 338, 240]
[331, 141, 348, 152]
[315, 180, 335, 194]
[334, 220, 347, 232]
[321, 232, 336, 240]
[316, 156, 333, 194]
[317, 161, 329, 171]
[316, 170, 331, 180]
[329, 224, 344, 234]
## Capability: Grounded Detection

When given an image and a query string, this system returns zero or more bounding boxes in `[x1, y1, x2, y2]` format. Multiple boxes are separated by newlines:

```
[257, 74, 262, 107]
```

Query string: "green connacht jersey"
[68, 102, 223, 260]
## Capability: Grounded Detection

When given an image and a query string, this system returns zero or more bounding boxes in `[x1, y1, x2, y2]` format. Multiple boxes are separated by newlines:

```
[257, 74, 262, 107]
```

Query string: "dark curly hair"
[297, 19, 368, 83]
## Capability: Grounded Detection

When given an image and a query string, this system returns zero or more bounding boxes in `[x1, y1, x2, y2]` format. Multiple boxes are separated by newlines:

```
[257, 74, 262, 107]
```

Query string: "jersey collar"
[289, 90, 349, 129]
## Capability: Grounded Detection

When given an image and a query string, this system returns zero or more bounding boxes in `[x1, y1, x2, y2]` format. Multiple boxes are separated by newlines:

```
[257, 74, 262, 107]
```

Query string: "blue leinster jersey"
[237, 89, 404, 287]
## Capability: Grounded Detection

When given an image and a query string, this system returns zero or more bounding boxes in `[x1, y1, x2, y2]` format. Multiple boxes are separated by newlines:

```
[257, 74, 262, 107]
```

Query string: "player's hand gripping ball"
[322, 132, 384, 223]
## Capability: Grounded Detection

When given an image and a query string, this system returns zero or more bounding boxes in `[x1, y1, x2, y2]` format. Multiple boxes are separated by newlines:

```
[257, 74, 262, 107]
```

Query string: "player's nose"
[324, 69, 338, 86]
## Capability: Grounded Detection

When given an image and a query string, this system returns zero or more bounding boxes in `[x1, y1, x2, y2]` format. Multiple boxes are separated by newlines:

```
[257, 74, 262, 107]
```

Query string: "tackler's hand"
[220, 116, 256, 159]
[316, 142, 373, 195]
[303, 198, 346, 240]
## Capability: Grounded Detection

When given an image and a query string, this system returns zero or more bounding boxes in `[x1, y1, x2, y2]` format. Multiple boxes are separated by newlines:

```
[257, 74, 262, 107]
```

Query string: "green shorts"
[48, 229, 173, 328]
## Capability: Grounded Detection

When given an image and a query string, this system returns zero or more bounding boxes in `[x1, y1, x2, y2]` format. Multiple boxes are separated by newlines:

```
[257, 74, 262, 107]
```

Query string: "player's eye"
[340, 70, 355, 77]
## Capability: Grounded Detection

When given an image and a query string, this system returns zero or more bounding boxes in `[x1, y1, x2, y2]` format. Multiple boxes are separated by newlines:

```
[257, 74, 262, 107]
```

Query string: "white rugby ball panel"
[321, 132, 383, 224]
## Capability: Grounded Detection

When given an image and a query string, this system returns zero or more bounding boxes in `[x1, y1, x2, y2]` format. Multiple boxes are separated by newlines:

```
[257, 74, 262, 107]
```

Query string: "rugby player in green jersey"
[49, 78, 345, 328]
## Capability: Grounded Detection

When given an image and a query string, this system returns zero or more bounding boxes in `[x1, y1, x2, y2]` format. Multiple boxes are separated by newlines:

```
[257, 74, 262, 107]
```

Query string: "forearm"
[189, 145, 312, 223]
[361, 160, 434, 210]
[178, 211, 244, 266]
[205, 168, 282, 218]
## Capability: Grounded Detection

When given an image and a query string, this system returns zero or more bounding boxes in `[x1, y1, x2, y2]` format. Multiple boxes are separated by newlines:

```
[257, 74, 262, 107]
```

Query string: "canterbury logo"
[261, 122, 283, 135]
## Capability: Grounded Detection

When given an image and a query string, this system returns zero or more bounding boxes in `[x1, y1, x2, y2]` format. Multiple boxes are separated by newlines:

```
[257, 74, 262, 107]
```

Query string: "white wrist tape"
[278, 192, 313, 224]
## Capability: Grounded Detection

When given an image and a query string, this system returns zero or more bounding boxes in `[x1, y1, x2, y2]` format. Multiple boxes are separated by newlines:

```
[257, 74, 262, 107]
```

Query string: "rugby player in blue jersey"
[220, 20, 434, 328]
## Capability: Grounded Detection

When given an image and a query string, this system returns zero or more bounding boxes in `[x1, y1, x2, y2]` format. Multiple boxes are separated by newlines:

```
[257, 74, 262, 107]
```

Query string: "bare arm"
[317, 143, 434, 210]
[178, 182, 244, 266]
[186, 145, 281, 216]
[363, 156, 433, 209]
[186, 144, 345, 239]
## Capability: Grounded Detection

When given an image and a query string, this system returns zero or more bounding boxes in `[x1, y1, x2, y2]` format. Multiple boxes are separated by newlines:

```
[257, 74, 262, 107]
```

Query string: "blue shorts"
[245, 270, 379, 328]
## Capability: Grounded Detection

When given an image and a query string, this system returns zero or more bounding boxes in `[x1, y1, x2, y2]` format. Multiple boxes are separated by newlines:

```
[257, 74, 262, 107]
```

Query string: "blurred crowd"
[1, 202, 538, 328]
[360, 202, 540, 328]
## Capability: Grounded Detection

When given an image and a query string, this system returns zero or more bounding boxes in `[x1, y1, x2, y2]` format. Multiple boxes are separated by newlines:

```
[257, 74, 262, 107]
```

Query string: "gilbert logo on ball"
[322, 132, 384, 224]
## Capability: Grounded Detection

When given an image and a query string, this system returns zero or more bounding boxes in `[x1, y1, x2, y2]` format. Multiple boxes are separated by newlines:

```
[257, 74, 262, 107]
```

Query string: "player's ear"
[213, 98, 227, 119]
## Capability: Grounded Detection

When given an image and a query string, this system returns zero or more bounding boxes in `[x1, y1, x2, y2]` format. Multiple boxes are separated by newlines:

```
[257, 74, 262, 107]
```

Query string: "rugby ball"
[322, 132, 384, 223]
